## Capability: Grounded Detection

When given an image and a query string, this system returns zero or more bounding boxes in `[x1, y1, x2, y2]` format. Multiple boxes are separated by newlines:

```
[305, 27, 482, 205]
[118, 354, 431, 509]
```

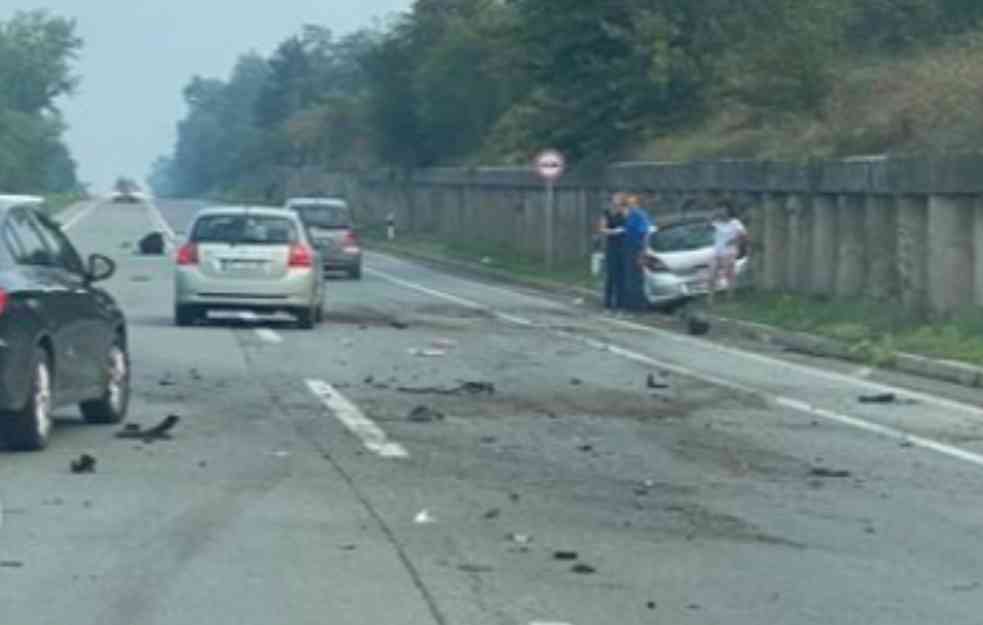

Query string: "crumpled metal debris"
[70, 454, 96, 474]
[115, 415, 180, 442]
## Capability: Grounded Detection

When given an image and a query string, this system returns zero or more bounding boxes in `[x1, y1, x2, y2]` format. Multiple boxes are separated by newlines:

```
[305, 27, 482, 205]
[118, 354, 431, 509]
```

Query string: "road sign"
[534, 149, 566, 181]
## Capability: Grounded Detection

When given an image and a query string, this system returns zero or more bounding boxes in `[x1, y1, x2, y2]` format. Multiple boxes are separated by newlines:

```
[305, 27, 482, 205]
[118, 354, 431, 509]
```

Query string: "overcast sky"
[2, 1, 412, 192]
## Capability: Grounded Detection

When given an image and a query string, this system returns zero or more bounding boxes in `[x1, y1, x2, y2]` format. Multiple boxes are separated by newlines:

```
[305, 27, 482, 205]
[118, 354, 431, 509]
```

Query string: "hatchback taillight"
[0, 289, 8, 316]
[288, 243, 314, 268]
[176, 243, 198, 266]
[342, 230, 360, 253]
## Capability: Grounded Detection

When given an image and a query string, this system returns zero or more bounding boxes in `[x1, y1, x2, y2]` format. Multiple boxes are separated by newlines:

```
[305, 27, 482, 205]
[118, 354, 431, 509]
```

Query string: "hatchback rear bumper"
[175, 268, 317, 310]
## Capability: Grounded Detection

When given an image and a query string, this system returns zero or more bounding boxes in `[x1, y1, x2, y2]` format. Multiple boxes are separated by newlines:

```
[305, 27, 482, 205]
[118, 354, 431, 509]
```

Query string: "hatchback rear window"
[293, 204, 351, 228]
[649, 222, 714, 253]
[191, 215, 298, 245]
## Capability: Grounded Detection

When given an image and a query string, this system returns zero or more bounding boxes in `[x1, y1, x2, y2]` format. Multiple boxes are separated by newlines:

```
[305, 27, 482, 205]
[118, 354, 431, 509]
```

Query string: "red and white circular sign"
[534, 149, 566, 181]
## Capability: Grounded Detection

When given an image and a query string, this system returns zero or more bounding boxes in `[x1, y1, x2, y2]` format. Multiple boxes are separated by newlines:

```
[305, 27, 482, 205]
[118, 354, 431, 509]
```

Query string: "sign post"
[534, 149, 566, 271]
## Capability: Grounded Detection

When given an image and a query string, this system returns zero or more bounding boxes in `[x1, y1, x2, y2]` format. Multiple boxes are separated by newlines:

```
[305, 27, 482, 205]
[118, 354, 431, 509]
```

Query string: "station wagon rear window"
[293, 204, 351, 228]
[649, 222, 714, 253]
[191, 215, 298, 245]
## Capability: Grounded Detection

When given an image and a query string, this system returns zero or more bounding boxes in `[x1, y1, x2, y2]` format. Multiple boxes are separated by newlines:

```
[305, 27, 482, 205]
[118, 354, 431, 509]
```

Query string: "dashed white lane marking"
[61, 203, 95, 230]
[306, 379, 409, 459]
[367, 266, 983, 471]
[255, 328, 282, 344]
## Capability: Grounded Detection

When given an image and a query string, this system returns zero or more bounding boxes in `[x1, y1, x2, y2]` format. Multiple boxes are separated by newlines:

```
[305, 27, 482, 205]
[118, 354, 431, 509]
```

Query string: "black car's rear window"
[191, 215, 298, 244]
[649, 222, 714, 253]
[294, 204, 351, 228]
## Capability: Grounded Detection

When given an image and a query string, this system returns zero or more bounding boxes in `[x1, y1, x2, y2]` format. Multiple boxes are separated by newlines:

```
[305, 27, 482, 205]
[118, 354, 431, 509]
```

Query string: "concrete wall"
[291, 157, 983, 316]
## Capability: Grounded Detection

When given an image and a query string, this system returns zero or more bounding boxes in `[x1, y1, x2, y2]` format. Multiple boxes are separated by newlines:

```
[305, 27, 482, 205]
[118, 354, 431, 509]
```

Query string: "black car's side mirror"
[86, 253, 116, 283]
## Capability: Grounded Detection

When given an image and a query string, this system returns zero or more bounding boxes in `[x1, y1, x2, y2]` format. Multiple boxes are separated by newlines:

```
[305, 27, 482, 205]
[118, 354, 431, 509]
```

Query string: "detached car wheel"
[80, 341, 130, 424]
[1, 348, 53, 451]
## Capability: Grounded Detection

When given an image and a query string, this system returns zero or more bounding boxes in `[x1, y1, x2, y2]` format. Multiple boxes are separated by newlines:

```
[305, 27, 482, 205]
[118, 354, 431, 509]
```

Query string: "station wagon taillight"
[342, 230, 360, 253]
[0, 289, 7, 316]
[176, 243, 198, 266]
[288, 243, 314, 268]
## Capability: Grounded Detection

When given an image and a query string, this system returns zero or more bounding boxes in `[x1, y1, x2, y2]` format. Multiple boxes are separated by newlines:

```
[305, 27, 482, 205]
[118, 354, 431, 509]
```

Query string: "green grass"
[43, 192, 86, 215]
[713, 292, 983, 367]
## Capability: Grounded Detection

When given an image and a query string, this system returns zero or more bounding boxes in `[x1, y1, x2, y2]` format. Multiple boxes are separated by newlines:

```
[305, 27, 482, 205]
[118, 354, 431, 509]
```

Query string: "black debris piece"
[570, 378, 583, 386]
[0, 561, 23, 568]
[197, 461, 207, 468]
[158, 375, 177, 387]
[571, 563, 596, 575]
[482, 508, 501, 520]
[390, 321, 409, 330]
[809, 467, 851, 478]
[396, 381, 496, 396]
[647, 373, 670, 389]
[509, 492, 520, 503]
[859, 393, 896, 404]
[70, 454, 96, 474]
[138, 232, 165, 255]
[123, 423, 140, 432]
[687, 313, 711, 336]
[407, 405, 445, 423]
[578, 444, 594, 452]
[190, 369, 202, 381]
[553, 551, 579, 561]
[340, 545, 358, 552]
[364, 376, 375, 385]
[115, 415, 181, 442]
[479, 436, 498, 444]
[900, 440, 914, 448]
[458, 564, 494, 574]
[647, 602, 657, 610]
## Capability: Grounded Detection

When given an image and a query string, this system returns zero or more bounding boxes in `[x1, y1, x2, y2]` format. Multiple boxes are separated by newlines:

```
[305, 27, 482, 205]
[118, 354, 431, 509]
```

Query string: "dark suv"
[285, 197, 363, 280]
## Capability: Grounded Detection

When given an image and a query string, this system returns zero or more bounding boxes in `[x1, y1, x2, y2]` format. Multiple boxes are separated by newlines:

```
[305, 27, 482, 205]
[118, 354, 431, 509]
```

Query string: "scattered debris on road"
[647, 601, 657, 610]
[407, 405, 445, 423]
[0, 561, 23, 568]
[553, 551, 579, 561]
[458, 563, 494, 574]
[115, 415, 180, 442]
[509, 493, 520, 503]
[483, 508, 501, 520]
[414, 509, 436, 525]
[686, 312, 710, 336]
[190, 368, 202, 381]
[138, 232, 165, 255]
[158, 374, 177, 387]
[571, 563, 597, 575]
[809, 467, 852, 478]
[408, 348, 448, 358]
[397, 381, 495, 396]
[70, 454, 96, 474]
[432, 338, 458, 350]
[340, 544, 358, 551]
[390, 320, 410, 330]
[479, 436, 498, 444]
[570, 378, 583, 386]
[647, 373, 670, 389]
[577, 444, 594, 452]
[507, 532, 532, 545]
[859, 393, 896, 404]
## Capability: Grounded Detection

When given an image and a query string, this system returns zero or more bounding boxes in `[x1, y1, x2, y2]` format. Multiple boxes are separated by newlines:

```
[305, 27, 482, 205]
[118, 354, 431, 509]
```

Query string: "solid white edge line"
[366, 265, 983, 471]
[306, 379, 409, 459]
[61, 202, 95, 231]
[369, 252, 983, 421]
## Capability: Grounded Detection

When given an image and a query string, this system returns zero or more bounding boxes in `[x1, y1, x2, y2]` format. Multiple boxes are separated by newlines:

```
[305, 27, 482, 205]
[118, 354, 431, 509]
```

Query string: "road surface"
[3, 198, 983, 625]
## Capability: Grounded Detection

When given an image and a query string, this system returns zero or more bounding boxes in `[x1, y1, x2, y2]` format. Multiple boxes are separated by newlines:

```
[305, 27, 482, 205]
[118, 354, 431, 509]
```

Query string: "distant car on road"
[641, 217, 750, 310]
[285, 197, 362, 279]
[0, 196, 129, 451]
[174, 206, 324, 328]
[110, 190, 143, 204]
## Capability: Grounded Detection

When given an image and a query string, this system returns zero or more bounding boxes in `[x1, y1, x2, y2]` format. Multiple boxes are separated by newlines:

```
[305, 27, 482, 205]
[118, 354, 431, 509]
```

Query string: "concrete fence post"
[975, 197, 983, 308]
[927, 195, 975, 316]
[896, 195, 929, 316]
[810, 194, 837, 296]
[747, 194, 766, 290]
[865, 195, 898, 301]
[785, 194, 811, 292]
[835, 195, 866, 298]
[762, 193, 789, 291]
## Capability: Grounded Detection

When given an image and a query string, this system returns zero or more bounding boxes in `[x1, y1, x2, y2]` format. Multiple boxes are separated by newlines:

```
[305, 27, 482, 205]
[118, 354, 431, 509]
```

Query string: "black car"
[0, 200, 129, 451]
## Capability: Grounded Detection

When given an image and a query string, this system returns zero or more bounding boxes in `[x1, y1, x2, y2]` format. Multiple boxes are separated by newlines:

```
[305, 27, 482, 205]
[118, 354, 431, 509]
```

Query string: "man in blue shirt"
[623, 194, 654, 311]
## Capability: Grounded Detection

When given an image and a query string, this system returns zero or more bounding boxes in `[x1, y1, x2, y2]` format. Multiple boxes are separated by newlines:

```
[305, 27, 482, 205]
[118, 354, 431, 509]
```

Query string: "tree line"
[152, 0, 983, 200]
[0, 10, 82, 194]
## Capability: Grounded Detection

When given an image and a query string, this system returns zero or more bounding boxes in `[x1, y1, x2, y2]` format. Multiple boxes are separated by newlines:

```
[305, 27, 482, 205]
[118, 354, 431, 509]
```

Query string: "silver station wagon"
[173, 206, 324, 329]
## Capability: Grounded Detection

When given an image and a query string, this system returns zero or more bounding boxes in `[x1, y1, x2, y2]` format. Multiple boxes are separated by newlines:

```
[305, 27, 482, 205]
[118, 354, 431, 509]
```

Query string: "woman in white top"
[709, 200, 747, 305]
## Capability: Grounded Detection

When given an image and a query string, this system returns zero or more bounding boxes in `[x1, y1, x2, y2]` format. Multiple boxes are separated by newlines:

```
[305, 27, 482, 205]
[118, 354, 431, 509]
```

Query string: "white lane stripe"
[367, 266, 983, 470]
[306, 379, 409, 459]
[61, 203, 95, 230]
[255, 328, 282, 344]
[369, 253, 983, 420]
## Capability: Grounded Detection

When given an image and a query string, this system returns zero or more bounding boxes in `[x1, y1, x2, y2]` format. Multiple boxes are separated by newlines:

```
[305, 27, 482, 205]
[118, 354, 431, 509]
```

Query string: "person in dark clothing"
[622, 194, 654, 311]
[598, 193, 628, 310]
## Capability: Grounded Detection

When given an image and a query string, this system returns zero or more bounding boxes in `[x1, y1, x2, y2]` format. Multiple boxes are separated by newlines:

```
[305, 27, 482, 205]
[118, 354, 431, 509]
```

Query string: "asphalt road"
[3, 198, 983, 625]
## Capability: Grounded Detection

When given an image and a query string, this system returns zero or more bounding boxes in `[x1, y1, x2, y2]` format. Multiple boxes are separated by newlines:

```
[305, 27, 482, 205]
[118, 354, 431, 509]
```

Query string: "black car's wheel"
[349, 265, 362, 280]
[80, 340, 130, 424]
[315, 302, 324, 323]
[175, 305, 198, 327]
[1, 348, 53, 451]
